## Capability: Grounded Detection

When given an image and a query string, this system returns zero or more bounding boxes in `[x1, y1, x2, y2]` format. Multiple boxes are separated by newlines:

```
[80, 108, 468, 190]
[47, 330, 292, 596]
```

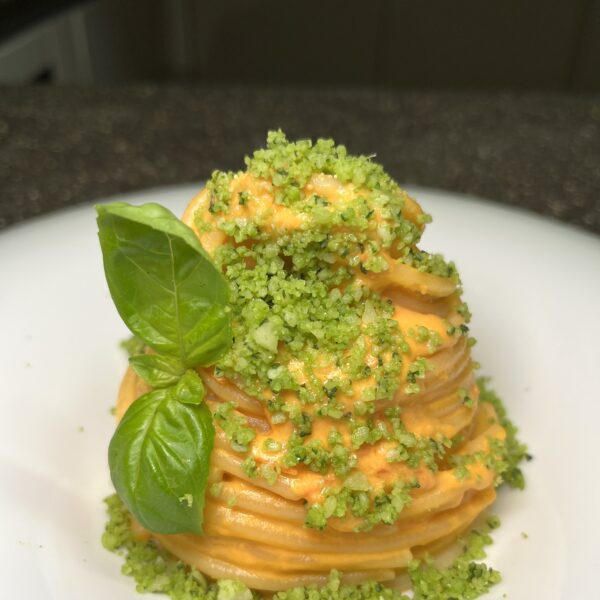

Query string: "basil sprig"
[97, 202, 232, 534]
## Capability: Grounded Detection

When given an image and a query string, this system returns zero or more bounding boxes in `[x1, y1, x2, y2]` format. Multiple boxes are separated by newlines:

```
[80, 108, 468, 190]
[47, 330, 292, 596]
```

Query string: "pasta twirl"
[101, 131, 528, 600]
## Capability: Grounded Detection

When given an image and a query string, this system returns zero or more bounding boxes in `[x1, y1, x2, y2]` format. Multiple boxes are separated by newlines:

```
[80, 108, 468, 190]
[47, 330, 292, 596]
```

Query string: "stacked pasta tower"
[115, 133, 506, 592]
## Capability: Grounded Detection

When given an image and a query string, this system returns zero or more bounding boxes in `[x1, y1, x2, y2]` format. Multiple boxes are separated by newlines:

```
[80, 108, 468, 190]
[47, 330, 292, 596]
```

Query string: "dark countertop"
[1, 86, 599, 233]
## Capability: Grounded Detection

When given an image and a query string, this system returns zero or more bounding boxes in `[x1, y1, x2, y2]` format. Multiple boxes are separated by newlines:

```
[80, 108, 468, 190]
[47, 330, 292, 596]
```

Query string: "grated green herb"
[478, 377, 530, 489]
[103, 493, 504, 600]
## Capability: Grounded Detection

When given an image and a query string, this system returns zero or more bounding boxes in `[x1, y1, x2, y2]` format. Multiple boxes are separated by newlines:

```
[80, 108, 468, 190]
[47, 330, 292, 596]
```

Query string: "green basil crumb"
[260, 463, 281, 485]
[453, 464, 472, 480]
[478, 377, 530, 489]
[207, 131, 455, 414]
[102, 494, 225, 598]
[210, 482, 223, 498]
[305, 479, 419, 531]
[458, 388, 475, 408]
[282, 435, 356, 476]
[457, 302, 472, 323]
[217, 579, 253, 600]
[407, 517, 502, 600]
[263, 438, 282, 452]
[213, 402, 257, 453]
[404, 357, 431, 395]
[241, 456, 258, 479]
[408, 326, 443, 353]
[178, 494, 193, 508]
[103, 493, 503, 600]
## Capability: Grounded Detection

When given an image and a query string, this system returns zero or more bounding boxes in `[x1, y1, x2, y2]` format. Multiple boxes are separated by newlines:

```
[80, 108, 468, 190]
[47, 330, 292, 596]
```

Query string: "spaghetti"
[110, 132, 516, 594]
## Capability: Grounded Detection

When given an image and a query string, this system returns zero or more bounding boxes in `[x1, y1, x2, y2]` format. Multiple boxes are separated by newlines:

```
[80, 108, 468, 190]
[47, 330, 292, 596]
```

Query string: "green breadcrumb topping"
[102, 494, 258, 600]
[102, 494, 502, 600]
[196, 132, 476, 491]
[213, 402, 257, 453]
[477, 377, 531, 489]
[213, 238, 406, 405]
[204, 131, 460, 411]
[445, 377, 530, 489]
[245, 131, 403, 201]
[406, 516, 502, 600]
[280, 407, 450, 490]
[305, 479, 420, 531]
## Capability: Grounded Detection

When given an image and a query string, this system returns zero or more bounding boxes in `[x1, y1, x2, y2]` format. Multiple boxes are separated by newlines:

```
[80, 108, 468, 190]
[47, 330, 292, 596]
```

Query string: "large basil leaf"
[108, 388, 215, 534]
[129, 354, 186, 388]
[96, 202, 231, 367]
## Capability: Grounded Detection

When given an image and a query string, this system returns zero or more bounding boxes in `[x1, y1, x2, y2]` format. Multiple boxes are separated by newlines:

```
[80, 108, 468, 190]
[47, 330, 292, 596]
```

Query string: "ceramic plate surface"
[1, 185, 599, 599]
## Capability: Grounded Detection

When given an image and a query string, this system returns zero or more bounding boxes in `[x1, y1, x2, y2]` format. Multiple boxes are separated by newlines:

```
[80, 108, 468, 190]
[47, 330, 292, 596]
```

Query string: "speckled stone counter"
[0, 86, 599, 233]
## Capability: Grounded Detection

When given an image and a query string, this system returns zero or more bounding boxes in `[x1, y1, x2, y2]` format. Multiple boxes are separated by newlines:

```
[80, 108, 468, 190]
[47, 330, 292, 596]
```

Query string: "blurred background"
[1, 0, 599, 89]
[0, 0, 599, 231]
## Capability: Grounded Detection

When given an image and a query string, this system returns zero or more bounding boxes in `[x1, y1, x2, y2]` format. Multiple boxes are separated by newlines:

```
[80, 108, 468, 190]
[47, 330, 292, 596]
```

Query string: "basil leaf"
[108, 388, 214, 534]
[96, 202, 231, 367]
[174, 370, 205, 405]
[129, 354, 186, 388]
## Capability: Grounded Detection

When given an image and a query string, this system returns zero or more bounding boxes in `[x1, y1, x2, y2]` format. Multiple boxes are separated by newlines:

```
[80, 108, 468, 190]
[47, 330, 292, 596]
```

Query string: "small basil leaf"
[108, 388, 214, 534]
[129, 354, 186, 388]
[96, 202, 232, 367]
[174, 370, 205, 405]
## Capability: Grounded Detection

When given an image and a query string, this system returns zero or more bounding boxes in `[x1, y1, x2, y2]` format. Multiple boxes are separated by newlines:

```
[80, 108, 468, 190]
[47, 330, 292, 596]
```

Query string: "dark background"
[0, 0, 599, 233]
[1, 0, 599, 89]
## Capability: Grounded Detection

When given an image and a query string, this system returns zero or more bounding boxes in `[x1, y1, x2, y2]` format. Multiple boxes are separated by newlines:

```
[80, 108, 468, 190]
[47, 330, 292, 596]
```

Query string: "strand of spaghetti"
[384, 287, 456, 317]
[157, 533, 413, 572]
[201, 370, 265, 416]
[357, 259, 458, 298]
[200, 488, 495, 554]
[210, 448, 302, 500]
[155, 533, 397, 591]
[209, 472, 493, 532]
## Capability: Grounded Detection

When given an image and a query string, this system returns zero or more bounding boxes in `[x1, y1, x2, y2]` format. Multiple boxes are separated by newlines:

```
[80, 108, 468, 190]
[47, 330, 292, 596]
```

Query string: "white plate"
[1, 184, 599, 599]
